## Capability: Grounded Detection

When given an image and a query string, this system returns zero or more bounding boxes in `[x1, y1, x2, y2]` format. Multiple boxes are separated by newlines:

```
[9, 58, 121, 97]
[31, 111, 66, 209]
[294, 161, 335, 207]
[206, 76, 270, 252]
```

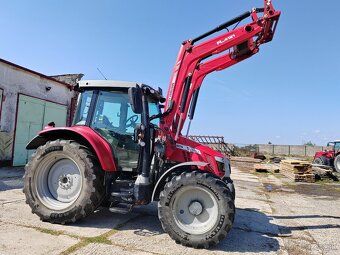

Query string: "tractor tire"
[223, 177, 236, 201]
[227, 182, 236, 201]
[313, 156, 327, 165]
[23, 140, 105, 224]
[334, 155, 340, 173]
[158, 171, 235, 248]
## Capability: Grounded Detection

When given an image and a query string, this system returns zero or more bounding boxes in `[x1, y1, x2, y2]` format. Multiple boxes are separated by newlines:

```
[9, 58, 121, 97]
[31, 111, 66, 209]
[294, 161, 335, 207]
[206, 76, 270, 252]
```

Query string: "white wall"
[0, 61, 76, 162]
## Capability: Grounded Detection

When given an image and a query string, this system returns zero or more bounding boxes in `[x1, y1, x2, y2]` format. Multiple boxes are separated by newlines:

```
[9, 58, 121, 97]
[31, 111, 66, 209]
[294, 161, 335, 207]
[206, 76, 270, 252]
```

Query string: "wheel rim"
[171, 186, 219, 235]
[35, 156, 82, 210]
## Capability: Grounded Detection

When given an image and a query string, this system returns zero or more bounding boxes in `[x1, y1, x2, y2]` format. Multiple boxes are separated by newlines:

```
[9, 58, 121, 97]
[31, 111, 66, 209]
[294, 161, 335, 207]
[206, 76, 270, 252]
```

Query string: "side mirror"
[128, 86, 143, 114]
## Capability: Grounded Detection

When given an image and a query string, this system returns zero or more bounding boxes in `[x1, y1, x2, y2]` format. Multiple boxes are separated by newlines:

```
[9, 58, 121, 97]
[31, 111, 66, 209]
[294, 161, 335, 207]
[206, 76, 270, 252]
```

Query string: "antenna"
[97, 67, 108, 80]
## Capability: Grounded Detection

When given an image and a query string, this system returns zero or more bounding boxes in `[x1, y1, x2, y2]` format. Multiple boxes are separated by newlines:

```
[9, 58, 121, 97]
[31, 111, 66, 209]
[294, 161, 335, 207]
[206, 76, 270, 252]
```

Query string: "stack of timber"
[231, 157, 263, 170]
[280, 160, 315, 183]
[254, 163, 280, 173]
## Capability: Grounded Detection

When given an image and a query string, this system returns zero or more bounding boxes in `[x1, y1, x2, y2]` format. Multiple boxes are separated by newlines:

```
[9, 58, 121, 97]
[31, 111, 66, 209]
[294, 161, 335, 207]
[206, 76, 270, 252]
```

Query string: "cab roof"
[78, 80, 140, 89]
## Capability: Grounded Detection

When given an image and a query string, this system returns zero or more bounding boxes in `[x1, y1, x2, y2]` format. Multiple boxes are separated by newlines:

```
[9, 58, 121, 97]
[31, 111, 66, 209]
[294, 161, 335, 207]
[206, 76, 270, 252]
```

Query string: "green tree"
[304, 141, 315, 146]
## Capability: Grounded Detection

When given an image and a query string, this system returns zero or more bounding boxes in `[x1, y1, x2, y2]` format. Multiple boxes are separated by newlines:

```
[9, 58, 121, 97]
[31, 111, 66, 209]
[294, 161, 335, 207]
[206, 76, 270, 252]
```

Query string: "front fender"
[26, 126, 117, 172]
[151, 161, 209, 201]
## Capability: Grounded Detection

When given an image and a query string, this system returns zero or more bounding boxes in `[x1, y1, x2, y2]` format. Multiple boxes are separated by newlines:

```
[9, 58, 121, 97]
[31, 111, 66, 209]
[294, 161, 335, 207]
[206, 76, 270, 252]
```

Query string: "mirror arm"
[150, 101, 173, 121]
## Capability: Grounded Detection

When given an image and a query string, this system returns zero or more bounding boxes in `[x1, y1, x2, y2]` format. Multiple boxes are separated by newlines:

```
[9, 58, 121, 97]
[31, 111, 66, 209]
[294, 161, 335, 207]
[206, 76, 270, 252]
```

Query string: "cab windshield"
[73, 89, 159, 132]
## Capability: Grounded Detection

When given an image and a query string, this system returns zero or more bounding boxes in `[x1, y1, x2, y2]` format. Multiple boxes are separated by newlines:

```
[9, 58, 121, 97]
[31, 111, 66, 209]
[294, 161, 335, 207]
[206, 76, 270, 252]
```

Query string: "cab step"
[109, 203, 134, 214]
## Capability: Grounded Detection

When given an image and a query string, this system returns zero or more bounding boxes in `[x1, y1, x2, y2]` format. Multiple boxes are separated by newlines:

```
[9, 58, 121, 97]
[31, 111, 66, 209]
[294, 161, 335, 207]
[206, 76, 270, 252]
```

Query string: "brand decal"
[217, 34, 236, 45]
[176, 143, 201, 155]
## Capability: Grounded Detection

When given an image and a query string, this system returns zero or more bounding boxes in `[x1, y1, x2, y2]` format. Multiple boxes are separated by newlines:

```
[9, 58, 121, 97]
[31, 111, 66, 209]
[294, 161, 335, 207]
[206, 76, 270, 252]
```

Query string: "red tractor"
[313, 141, 340, 173]
[23, 1, 280, 248]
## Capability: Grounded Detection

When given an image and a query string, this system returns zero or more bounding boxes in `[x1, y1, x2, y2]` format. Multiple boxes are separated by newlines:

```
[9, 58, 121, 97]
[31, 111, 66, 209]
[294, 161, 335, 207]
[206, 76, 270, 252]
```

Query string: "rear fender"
[314, 151, 333, 160]
[151, 161, 209, 201]
[26, 127, 117, 171]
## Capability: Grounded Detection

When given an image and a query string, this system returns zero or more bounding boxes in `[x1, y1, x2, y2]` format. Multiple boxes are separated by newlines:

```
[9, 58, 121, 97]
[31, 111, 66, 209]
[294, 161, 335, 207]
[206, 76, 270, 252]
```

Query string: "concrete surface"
[260, 173, 340, 255]
[0, 166, 339, 255]
[0, 222, 78, 255]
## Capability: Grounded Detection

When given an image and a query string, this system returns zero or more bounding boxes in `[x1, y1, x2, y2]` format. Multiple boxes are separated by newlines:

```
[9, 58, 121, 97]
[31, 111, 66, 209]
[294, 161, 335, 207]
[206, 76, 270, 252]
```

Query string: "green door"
[13, 95, 67, 166]
[44, 101, 67, 127]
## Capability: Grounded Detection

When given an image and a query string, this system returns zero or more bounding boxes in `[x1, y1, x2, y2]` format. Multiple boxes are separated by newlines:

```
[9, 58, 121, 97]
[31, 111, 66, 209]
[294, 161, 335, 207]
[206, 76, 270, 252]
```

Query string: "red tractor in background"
[23, 1, 280, 248]
[313, 141, 340, 173]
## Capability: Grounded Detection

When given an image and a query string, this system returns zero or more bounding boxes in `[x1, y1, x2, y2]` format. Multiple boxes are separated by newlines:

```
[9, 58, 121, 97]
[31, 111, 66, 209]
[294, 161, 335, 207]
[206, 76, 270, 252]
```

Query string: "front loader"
[23, 1, 280, 248]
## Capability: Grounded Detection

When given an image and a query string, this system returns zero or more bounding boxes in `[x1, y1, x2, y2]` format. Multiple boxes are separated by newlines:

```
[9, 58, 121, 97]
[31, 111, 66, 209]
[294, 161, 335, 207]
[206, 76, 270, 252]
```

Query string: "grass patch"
[60, 229, 118, 255]
[83, 235, 112, 245]
[100, 229, 119, 239]
[12, 223, 68, 237]
[13, 221, 119, 254]
[315, 179, 338, 184]
[35, 227, 65, 236]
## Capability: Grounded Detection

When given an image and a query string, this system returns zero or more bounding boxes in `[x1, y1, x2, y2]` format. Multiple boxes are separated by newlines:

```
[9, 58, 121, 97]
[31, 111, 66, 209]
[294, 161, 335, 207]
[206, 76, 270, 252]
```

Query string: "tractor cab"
[326, 141, 340, 152]
[73, 80, 161, 171]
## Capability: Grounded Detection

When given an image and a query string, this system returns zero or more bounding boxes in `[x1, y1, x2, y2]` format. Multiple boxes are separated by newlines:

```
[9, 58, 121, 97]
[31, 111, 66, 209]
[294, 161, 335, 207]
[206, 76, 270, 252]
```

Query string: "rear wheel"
[334, 155, 340, 173]
[158, 171, 235, 248]
[23, 140, 105, 224]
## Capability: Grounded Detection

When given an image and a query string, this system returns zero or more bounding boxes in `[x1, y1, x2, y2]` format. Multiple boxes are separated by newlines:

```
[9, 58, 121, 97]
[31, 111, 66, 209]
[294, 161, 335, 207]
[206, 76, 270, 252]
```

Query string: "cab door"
[90, 90, 140, 171]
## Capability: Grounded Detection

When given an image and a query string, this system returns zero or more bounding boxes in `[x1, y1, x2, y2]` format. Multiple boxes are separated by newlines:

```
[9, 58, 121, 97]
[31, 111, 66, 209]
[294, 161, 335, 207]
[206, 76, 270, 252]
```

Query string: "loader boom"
[161, 0, 280, 157]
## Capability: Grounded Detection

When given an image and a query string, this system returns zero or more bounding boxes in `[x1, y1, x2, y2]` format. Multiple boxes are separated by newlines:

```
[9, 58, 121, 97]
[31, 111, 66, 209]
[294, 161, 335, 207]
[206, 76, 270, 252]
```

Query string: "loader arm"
[161, 0, 280, 149]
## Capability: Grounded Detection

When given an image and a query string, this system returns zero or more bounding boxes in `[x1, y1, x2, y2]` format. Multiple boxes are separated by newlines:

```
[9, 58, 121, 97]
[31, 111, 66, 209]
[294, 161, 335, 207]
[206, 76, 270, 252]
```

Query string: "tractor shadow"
[216, 208, 284, 253]
[0, 167, 25, 191]
[104, 205, 286, 253]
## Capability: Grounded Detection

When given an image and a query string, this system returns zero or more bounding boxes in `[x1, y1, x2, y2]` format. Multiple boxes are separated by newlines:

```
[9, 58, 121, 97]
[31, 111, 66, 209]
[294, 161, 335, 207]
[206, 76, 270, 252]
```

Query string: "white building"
[0, 58, 82, 166]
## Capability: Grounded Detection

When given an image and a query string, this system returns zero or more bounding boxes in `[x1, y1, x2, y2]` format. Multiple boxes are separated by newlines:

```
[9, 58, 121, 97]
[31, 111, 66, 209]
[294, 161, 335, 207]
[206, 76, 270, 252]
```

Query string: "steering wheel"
[102, 115, 114, 128]
[126, 115, 138, 128]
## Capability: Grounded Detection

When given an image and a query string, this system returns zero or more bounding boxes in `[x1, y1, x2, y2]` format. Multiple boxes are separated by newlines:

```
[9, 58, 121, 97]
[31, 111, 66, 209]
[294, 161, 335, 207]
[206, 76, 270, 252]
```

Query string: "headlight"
[215, 156, 225, 172]
[215, 156, 225, 163]
[215, 156, 231, 176]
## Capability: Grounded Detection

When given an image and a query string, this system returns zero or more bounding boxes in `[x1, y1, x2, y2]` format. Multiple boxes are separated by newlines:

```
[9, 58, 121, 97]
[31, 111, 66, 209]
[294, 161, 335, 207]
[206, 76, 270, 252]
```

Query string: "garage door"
[13, 95, 67, 166]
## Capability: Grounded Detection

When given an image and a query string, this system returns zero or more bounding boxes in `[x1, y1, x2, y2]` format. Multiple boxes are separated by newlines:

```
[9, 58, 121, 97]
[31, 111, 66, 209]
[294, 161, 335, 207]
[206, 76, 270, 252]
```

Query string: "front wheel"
[334, 155, 340, 173]
[23, 140, 105, 224]
[158, 171, 235, 248]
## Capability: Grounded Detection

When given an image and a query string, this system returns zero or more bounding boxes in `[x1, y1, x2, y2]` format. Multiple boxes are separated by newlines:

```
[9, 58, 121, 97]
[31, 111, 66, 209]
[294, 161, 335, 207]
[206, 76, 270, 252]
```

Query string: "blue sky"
[1, 1, 339, 145]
